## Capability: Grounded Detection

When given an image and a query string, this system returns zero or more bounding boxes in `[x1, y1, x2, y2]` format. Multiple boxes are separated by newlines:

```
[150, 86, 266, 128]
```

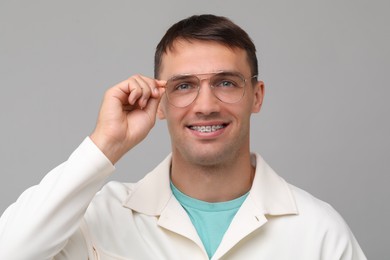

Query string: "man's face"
[158, 40, 264, 167]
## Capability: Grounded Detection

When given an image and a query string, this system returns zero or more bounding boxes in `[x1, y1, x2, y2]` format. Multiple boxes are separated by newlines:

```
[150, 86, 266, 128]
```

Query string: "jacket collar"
[248, 153, 298, 215]
[123, 153, 298, 216]
[122, 155, 173, 215]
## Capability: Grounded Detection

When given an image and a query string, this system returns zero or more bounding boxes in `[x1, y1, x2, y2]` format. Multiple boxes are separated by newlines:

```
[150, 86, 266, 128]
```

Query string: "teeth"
[190, 125, 225, 133]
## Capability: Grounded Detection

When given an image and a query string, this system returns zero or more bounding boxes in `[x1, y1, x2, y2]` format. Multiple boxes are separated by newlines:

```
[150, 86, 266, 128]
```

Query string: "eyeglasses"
[163, 71, 257, 108]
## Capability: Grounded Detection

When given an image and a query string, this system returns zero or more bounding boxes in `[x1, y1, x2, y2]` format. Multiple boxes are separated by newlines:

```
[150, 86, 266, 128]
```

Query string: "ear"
[251, 80, 264, 113]
[157, 100, 166, 119]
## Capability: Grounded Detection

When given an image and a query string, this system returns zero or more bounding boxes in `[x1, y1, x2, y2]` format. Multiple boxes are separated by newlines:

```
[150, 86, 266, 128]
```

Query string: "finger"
[141, 78, 166, 99]
[135, 78, 167, 109]
[143, 87, 164, 125]
[127, 77, 144, 106]
[133, 75, 153, 109]
[115, 75, 165, 108]
[155, 79, 167, 91]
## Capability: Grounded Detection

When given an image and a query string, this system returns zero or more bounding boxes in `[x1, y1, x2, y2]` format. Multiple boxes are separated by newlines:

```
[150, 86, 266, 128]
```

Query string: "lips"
[189, 124, 227, 133]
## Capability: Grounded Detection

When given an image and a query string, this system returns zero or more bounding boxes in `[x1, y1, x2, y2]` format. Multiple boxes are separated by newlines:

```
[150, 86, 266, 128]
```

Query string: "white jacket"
[0, 138, 367, 260]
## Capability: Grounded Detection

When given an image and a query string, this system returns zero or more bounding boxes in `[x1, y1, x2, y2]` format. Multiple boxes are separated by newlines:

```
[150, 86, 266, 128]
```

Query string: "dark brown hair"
[154, 14, 258, 78]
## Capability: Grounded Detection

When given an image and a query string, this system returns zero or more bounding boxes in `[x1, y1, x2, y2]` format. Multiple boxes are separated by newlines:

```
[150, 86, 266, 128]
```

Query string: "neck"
[170, 151, 255, 202]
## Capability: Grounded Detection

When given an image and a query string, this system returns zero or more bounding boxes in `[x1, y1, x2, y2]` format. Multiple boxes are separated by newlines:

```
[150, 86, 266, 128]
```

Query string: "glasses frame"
[163, 71, 258, 108]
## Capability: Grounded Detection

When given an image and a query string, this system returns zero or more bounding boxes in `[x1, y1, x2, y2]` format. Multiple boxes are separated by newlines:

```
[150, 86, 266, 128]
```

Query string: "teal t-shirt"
[170, 182, 249, 259]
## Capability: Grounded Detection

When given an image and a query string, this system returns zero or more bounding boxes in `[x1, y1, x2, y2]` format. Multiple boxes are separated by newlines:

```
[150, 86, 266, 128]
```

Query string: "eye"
[211, 73, 244, 89]
[214, 78, 240, 88]
[218, 80, 236, 88]
[175, 83, 194, 91]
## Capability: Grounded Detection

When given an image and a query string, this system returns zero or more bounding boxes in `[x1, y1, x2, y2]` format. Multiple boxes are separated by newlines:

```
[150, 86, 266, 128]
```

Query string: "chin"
[182, 147, 237, 167]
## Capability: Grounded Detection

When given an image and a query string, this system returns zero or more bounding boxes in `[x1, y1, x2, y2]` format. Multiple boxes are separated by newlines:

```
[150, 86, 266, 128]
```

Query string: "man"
[0, 14, 366, 259]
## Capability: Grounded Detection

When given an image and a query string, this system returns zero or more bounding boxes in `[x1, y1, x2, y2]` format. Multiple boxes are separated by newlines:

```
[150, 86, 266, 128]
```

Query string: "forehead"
[159, 40, 251, 79]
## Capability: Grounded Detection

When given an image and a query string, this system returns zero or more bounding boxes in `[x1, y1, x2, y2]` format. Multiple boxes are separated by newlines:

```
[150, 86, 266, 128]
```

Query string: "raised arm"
[0, 75, 165, 260]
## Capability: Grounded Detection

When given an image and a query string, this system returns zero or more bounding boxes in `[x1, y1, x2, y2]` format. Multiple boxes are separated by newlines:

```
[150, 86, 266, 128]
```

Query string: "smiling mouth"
[189, 124, 227, 133]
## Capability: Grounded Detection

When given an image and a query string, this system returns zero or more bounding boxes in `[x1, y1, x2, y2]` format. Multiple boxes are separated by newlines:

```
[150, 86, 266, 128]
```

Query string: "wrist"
[89, 132, 126, 165]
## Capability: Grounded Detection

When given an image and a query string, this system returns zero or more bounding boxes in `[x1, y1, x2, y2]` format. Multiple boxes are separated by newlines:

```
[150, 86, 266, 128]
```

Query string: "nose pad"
[196, 80, 218, 102]
[192, 82, 220, 114]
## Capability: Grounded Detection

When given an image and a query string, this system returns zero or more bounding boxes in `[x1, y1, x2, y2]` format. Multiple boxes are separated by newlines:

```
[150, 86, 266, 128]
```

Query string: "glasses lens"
[210, 72, 245, 103]
[165, 72, 247, 107]
[166, 75, 199, 107]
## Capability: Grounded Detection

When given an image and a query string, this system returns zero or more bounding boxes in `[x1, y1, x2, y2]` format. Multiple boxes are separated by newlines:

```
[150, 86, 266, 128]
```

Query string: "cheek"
[161, 106, 187, 130]
[233, 101, 255, 127]
[165, 112, 186, 143]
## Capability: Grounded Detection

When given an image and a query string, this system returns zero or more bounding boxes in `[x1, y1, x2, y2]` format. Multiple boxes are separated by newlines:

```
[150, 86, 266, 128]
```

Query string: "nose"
[191, 81, 220, 115]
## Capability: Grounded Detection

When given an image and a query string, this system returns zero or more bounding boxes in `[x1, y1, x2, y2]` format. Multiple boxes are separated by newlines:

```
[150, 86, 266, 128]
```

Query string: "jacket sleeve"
[318, 203, 367, 260]
[0, 137, 115, 260]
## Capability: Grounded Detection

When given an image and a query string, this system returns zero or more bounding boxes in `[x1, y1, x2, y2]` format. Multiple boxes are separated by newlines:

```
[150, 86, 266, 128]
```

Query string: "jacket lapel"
[122, 154, 205, 250]
[122, 153, 299, 259]
[213, 154, 299, 259]
[157, 195, 205, 250]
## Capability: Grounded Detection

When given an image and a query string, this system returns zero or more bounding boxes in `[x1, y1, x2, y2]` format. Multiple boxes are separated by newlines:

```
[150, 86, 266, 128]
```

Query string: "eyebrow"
[169, 74, 198, 81]
[168, 70, 241, 80]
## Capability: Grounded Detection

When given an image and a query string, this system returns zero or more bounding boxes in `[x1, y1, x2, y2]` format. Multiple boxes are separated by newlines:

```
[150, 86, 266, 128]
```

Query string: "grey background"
[0, 0, 388, 258]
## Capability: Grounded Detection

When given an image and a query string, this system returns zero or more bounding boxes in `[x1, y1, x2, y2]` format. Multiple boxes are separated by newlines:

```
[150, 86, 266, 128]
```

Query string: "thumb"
[144, 88, 164, 123]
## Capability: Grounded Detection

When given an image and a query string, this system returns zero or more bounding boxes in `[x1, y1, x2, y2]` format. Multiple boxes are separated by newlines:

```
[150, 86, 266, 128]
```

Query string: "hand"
[90, 75, 166, 164]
